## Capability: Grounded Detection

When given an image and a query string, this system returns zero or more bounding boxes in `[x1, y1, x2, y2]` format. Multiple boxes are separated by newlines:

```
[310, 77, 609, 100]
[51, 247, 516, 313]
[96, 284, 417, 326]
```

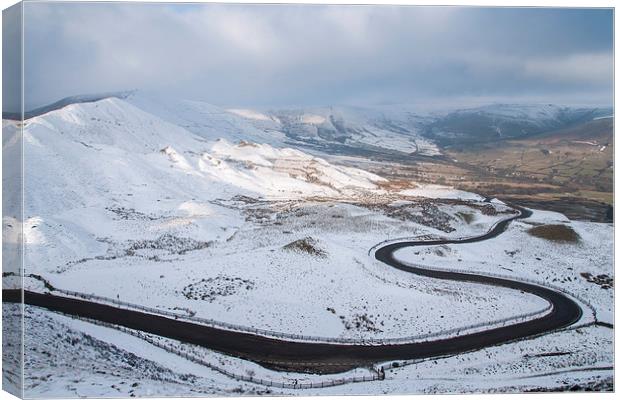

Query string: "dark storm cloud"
[17, 3, 613, 110]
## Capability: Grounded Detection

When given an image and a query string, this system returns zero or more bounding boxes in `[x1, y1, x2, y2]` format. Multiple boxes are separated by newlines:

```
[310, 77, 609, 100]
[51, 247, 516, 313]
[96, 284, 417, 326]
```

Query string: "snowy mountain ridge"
[11, 96, 387, 217]
[9, 91, 612, 157]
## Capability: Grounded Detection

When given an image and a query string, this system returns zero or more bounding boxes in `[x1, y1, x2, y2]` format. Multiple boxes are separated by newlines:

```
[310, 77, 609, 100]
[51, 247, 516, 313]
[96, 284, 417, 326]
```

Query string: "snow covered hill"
[124, 92, 287, 147]
[14, 97, 387, 216]
[4, 95, 393, 287]
[269, 106, 440, 156]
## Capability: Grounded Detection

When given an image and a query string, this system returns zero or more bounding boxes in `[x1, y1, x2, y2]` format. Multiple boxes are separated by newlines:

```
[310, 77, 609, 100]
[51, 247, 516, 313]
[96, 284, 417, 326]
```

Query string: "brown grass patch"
[527, 224, 580, 243]
[283, 237, 327, 257]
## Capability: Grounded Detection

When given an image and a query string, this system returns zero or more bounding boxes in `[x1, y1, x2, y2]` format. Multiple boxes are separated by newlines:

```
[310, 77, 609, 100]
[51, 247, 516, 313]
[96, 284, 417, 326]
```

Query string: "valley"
[2, 93, 614, 396]
[337, 115, 613, 223]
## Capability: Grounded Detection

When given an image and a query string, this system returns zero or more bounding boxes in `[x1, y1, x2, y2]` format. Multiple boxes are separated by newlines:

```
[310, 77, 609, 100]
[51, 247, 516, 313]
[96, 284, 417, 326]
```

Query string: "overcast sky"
[5, 3, 614, 110]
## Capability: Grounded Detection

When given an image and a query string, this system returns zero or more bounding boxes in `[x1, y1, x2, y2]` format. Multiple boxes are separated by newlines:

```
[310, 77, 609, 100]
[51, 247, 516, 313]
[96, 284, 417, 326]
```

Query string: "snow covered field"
[2, 93, 614, 396]
[39, 200, 548, 341]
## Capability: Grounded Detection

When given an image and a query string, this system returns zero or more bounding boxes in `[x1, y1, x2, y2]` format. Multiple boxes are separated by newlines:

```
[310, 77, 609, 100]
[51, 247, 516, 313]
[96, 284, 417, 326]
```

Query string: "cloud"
[523, 52, 613, 85]
[16, 3, 613, 110]
[2, 3, 23, 112]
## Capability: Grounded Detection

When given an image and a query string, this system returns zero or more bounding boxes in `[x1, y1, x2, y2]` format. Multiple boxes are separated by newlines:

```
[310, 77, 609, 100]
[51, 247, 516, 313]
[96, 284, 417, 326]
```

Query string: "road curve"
[2, 204, 582, 374]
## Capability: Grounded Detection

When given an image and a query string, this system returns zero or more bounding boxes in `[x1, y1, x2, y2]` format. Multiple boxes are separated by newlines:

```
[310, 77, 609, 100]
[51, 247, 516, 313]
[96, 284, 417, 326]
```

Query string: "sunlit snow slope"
[18, 97, 386, 213]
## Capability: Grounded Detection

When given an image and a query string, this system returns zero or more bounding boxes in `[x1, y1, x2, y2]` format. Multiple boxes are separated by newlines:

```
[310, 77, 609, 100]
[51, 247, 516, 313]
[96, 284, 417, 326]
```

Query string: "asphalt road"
[2, 204, 582, 373]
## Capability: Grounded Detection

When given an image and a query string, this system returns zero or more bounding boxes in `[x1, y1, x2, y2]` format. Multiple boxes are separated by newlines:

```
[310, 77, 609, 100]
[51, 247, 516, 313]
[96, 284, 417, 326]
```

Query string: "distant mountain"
[269, 105, 439, 157]
[422, 104, 612, 146]
[527, 116, 613, 145]
[121, 93, 441, 157]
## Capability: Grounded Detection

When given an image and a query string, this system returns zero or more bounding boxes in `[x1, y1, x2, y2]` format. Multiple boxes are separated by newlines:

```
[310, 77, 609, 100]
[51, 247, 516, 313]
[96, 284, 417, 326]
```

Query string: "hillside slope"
[2, 97, 390, 270]
[424, 104, 612, 145]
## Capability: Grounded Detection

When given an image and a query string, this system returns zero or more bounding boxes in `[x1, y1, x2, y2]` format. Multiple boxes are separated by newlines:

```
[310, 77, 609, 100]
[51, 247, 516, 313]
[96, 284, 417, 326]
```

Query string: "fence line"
[54, 286, 554, 346]
[66, 314, 379, 390]
[63, 303, 600, 390]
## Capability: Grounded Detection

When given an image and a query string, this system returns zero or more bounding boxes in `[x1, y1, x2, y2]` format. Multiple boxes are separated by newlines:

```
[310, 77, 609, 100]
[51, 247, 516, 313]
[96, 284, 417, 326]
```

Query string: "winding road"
[2, 203, 583, 374]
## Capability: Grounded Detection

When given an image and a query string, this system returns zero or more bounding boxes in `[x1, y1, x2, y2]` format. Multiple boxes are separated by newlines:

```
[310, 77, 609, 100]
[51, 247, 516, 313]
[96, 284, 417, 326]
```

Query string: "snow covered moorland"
[2, 94, 613, 396]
